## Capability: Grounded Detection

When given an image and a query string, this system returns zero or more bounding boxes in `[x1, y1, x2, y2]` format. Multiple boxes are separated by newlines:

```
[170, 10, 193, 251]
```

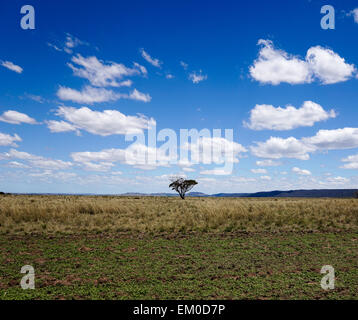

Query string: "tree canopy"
[169, 178, 198, 199]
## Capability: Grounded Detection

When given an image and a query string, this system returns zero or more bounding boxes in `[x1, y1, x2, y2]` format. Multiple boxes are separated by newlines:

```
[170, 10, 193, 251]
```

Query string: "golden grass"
[0, 194, 357, 234]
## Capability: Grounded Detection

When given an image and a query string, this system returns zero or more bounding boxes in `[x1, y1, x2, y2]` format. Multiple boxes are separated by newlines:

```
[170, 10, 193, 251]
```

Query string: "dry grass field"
[0, 195, 357, 299]
[0, 195, 357, 234]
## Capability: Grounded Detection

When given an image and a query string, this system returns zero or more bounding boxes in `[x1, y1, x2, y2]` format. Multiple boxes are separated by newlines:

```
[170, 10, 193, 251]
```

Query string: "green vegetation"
[0, 195, 357, 299]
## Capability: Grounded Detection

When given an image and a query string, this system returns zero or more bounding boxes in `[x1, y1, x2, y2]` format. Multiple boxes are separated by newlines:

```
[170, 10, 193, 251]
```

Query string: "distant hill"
[10, 189, 358, 198]
[212, 189, 358, 198]
[120, 189, 358, 198]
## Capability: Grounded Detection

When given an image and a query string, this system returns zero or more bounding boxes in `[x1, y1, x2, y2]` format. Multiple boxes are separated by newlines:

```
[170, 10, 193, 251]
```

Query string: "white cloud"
[25, 94, 45, 103]
[189, 70, 207, 84]
[1, 61, 23, 74]
[128, 88, 151, 102]
[251, 168, 267, 174]
[244, 101, 336, 131]
[341, 154, 358, 169]
[260, 176, 272, 181]
[180, 61, 188, 70]
[68, 54, 144, 87]
[256, 159, 282, 167]
[200, 168, 232, 176]
[292, 167, 311, 176]
[3, 149, 41, 160]
[57, 86, 151, 104]
[48, 33, 87, 54]
[57, 86, 121, 104]
[30, 159, 73, 170]
[133, 62, 147, 76]
[46, 120, 80, 135]
[303, 128, 358, 150]
[49, 106, 155, 136]
[251, 136, 314, 160]
[347, 8, 358, 23]
[306, 46, 356, 84]
[325, 176, 349, 184]
[71, 143, 173, 170]
[140, 49, 162, 68]
[71, 138, 246, 171]
[6, 161, 30, 169]
[0, 132, 21, 147]
[65, 33, 86, 50]
[3, 148, 73, 170]
[249, 39, 311, 85]
[47, 42, 62, 52]
[0, 110, 37, 125]
[260, 175, 272, 181]
[81, 161, 115, 172]
[249, 39, 356, 85]
[182, 136, 247, 164]
[252, 127, 358, 161]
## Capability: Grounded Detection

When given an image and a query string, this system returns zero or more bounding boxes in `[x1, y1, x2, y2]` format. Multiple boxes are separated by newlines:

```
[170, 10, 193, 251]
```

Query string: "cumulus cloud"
[68, 54, 143, 87]
[249, 39, 356, 85]
[303, 128, 358, 150]
[46, 120, 80, 135]
[127, 88, 151, 102]
[48, 106, 156, 136]
[6, 161, 30, 169]
[0, 132, 22, 147]
[256, 159, 282, 167]
[306, 46, 356, 84]
[200, 168, 232, 176]
[71, 143, 173, 170]
[292, 167, 311, 175]
[244, 101, 336, 130]
[0, 110, 37, 125]
[57, 86, 151, 104]
[140, 49, 162, 68]
[189, 70, 208, 84]
[1, 61, 23, 74]
[249, 39, 312, 85]
[341, 154, 358, 169]
[251, 136, 315, 160]
[251, 127, 358, 161]
[182, 136, 247, 164]
[2, 148, 73, 170]
[3, 149, 42, 160]
[57, 86, 120, 104]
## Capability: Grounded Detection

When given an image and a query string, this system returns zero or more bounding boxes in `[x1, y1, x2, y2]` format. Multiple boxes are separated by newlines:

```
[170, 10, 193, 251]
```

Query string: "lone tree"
[169, 177, 198, 200]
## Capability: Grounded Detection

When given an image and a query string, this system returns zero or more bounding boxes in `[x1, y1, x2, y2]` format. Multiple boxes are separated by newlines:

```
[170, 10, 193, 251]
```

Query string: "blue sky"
[0, 0, 358, 194]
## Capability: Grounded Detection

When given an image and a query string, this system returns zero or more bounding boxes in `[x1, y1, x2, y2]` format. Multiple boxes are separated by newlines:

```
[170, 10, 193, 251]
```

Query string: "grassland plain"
[0, 195, 357, 299]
